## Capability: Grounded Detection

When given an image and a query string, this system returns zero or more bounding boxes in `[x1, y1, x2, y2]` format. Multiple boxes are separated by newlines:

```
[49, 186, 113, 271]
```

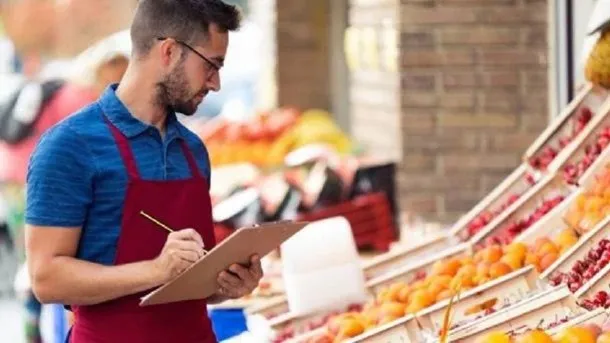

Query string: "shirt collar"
[98, 83, 184, 140]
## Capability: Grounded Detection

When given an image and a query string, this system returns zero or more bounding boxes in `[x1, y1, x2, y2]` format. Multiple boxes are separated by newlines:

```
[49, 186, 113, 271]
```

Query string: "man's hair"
[130, 0, 242, 56]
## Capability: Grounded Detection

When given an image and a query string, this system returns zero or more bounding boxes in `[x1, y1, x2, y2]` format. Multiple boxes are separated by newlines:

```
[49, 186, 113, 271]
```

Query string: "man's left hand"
[216, 254, 263, 299]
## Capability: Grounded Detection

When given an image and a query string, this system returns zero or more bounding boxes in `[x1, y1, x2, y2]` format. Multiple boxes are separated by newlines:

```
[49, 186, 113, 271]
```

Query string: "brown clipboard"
[139, 221, 309, 306]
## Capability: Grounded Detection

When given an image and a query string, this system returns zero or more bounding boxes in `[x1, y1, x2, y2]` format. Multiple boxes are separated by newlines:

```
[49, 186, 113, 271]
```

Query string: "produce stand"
[188, 80, 610, 342]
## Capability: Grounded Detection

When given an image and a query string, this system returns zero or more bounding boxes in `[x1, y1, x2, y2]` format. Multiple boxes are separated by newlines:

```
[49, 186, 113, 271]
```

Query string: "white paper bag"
[280, 217, 368, 316]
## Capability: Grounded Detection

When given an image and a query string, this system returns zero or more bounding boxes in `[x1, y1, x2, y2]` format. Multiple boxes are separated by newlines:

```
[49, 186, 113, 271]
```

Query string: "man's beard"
[155, 65, 205, 116]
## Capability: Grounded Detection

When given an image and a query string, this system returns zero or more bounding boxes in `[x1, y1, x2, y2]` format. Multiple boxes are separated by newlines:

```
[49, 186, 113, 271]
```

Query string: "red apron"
[68, 115, 217, 343]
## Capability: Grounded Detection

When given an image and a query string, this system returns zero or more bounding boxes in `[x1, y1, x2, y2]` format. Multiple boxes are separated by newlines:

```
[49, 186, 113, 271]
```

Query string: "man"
[25, 1, 263, 342]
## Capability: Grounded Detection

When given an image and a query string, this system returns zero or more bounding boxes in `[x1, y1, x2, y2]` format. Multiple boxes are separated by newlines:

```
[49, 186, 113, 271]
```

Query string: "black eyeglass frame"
[156, 37, 222, 73]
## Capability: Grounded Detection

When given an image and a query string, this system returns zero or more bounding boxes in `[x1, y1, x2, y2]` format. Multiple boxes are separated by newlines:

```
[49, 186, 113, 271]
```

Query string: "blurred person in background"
[0, 1, 134, 342]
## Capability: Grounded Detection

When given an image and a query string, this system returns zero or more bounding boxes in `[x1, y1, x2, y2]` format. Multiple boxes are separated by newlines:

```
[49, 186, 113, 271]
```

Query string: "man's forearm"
[31, 256, 164, 306]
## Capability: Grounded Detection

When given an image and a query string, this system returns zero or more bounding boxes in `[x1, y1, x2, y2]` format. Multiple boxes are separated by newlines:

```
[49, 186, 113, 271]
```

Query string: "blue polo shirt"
[25, 84, 211, 265]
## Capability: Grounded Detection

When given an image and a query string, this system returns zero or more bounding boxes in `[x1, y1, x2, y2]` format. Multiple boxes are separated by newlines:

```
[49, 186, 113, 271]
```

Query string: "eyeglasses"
[157, 37, 221, 74]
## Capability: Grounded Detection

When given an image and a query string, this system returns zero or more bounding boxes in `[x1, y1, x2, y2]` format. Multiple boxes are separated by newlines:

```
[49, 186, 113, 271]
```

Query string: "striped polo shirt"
[25, 84, 211, 265]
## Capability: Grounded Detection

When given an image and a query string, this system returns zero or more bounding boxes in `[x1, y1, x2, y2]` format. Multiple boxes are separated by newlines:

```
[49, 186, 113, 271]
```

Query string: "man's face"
[1, 0, 56, 56]
[158, 24, 228, 116]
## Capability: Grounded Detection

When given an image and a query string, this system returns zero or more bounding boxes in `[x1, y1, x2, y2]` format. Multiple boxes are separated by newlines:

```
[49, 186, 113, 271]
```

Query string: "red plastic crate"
[296, 192, 396, 252]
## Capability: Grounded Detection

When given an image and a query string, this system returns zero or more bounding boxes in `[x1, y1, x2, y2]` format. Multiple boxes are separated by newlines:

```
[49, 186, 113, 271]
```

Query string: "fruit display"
[451, 165, 539, 242]
[561, 125, 610, 185]
[303, 241, 565, 342]
[463, 173, 537, 240]
[528, 106, 593, 171]
[483, 195, 567, 247]
[565, 165, 610, 233]
[197, 108, 353, 168]
[548, 238, 610, 292]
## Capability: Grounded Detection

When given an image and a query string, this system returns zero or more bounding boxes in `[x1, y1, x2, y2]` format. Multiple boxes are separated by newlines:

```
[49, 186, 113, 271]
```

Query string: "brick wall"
[348, 0, 402, 162]
[399, 0, 549, 223]
[275, 0, 331, 110]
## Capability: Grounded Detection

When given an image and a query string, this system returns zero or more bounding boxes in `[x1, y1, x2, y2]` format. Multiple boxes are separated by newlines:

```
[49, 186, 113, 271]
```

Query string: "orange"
[539, 252, 559, 272]
[516, 329, 553, 343]
[556, 326, 596, 343]
[483, 245, 503, 264]
[489, 262, 512, 279]
[501, 253, 524, 271]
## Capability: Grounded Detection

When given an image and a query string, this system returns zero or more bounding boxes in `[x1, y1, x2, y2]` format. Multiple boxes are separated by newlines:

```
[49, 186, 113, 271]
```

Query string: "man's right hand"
[153, 228, 206, 283]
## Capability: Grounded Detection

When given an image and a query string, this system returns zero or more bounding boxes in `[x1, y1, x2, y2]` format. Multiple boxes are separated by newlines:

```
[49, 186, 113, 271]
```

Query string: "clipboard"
[139, 221, 309, 306]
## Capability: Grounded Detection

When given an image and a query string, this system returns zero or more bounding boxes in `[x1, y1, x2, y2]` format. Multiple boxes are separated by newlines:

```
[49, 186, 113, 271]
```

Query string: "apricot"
[457, 264, 477, 277]
[483, 245, 503, 264]
[489, 262, 512, 279]
[539, 252, 559, 272]
[576, 193, 588, 210]
[432, 258, 462, 277]
[537, 242, 559, 257]
[474, 249, 486, 263]
[337, 317, 366, 338]
[436, 289, 455, 302]
[525, 253, 540, 270]
[450, 274, 475, 291]
[386, 282, 407, 302]
[501, 253, 524, 271]
[397, 285, 412, 303]
[407, 289, 434, 313]
[380, 302, 406, 318]
[516, 329, 553, 343]
[476, 262, 491, 277]
[504, 242, 527, 260]
[473, 275, 490, 286]
[534, 237, 553, 253]
[461, 256, 475, 266]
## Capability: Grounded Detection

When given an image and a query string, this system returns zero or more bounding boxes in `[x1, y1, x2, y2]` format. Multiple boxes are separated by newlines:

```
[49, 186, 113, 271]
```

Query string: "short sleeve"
[25, 124, 95, 227]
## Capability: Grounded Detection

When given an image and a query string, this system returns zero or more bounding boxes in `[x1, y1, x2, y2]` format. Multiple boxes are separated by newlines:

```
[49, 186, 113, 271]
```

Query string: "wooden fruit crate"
[575, 240, 610, 300]
[447, 286, 582, 342]
[469, 173, 573, 246]
[525, 84, 609, 172]
[448, 164, 538, 242]
[343, 266, 540, 343]
[513, 189, 579, 244]
[365, 243, 470, 295]
[576, 137, 610, 188]
[547, 97, 610, 179]
[361, 233, 451, 280]
[539, 215, 610, 285]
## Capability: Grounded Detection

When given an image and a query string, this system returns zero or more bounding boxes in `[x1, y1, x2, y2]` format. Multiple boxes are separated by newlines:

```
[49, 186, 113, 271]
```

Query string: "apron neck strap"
[179, 140, 203, 179]
[103, 113, 203, 180]
[103, 115, 141, 179]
